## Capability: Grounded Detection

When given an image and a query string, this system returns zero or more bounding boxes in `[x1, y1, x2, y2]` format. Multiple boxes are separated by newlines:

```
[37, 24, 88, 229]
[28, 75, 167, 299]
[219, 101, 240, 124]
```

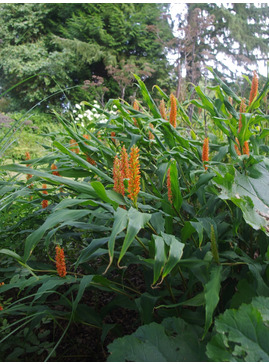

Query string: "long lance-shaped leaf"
[0, 164, 97, 196]
[250, 78, 269, 110]
[203, 265, 223, 338]
[207, 66, 241, 103]
[152, 235, 166, 286]
[53, 140, 113, 183]
[73, 275, 93, 312]
[169, 160, 183, 212]
[161, 232, 184, 280]
[104, 207, 128, 274]
[23, 209, 92, 262]
[117, 208, 151, 268]
[133, 74, 161, 119]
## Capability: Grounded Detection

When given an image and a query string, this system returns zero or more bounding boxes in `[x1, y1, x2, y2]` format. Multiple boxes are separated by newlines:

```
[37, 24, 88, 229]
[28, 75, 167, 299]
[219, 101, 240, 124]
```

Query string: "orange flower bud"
[128, 145, 140, 205]
[51, 163, 60, 176]
[111, 131, 116, 144]
[202, 137, 209, 170]
[120, 145, 130, 179]
[55, 245, 67, 278]
[159, 99, 167, 120]
[42, 199, 48, 209]
[249, 71, 258, 106]
[149, 123, 155, 140]
[167, 167, 173, 204]
[169, 94, 177, 128]
[83, 134, 89, 140]
[113, 155, 125, 196]
[243, 141, 250, 156]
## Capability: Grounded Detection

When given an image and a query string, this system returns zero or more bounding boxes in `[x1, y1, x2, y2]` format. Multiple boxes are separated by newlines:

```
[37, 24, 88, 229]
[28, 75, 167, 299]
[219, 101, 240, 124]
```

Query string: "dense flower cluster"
[159, 99, 167, 120]
[169, 94, 177, 128]
[249, 70, 258, 105]
[202, 137, 209, 170]
[167, 167, 173, 204]
[128, 145, 140, 205]
[113, 155, 125, 196]
[120, 146, 130, 179]
[55, 245, 67, 278]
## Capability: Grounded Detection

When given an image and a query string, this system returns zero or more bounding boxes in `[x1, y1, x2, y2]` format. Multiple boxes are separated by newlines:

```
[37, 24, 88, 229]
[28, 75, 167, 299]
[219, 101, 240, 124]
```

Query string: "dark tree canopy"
[0, 3, 174, 111]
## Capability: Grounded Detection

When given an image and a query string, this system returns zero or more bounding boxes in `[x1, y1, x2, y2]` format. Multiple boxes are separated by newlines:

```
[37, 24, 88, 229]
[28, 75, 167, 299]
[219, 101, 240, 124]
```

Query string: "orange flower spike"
[149, 123, 155, 140]
[51, 163, 60, 176]
[120, 145, 130, 179]
[249, 70, 258, 106]
[159, 99, 167, 120]
[169, 94, 177, 128]
[55, 245, 67, 278]
[83, 134, 89, 140]
[128, 145, 140, 206]
[111, 131, 116, 144]
[167, 167, 173, 204]
[0, 305, 3, 311]
[113, 155, 125, 196]
[243, 141, 250, 156]
[202, 137, 209, 170]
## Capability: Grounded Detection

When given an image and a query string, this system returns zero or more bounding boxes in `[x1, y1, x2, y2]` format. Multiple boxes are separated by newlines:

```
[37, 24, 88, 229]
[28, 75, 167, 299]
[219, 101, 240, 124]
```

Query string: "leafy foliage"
[0, 69, 268, 360]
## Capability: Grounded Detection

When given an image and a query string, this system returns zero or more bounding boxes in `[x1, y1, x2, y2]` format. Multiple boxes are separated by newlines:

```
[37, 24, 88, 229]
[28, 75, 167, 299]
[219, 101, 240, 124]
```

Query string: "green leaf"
[152, 235, 166, 285]
[53, 140, 113, 183]
[213, 161, 269, 236]
[0, 249, 22, 262]
[133, 74, 161, 119]
[73, 275, 93, 311]
[204, 265, 222, 337]
[207, 67, 241, 103]
[117, 208, 151, 267]
[105, 208, 128, 273]
[169, 160, 183, 211]
[91, 181, 118, 209]
[0, 164, 97, 196]
[107, 316, 207, 362]
[135, 293, 160, 324]
[206, 298, 269, 361]
[75, 237, 109, 268]
[24, 209, 92, 262]
[161, 232, 184, 280]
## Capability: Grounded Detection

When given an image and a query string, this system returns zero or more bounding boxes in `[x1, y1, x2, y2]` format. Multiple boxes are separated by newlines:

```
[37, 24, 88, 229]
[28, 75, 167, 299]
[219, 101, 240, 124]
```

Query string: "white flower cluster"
[72, 101, 118, 127]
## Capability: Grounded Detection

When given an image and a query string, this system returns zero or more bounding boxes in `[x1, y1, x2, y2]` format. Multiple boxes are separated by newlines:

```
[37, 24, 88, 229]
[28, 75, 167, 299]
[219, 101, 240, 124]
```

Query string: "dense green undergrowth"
[0, 68, 269, 361]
